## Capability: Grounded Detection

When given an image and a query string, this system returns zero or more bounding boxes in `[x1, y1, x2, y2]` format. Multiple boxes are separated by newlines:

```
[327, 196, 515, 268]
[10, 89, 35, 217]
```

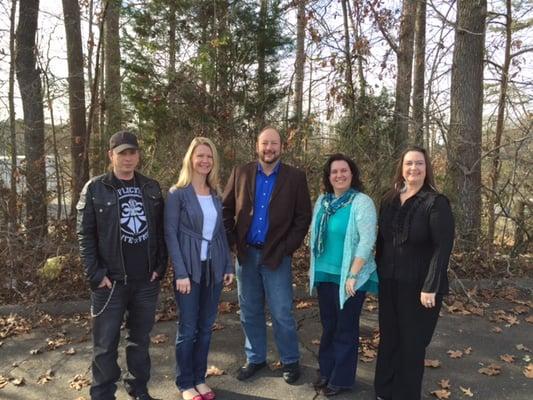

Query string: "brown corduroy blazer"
[222, 161, 312, 269]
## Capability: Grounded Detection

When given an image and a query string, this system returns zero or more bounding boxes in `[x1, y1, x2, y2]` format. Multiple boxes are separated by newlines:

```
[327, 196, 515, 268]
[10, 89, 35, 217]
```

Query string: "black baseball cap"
[109, 130, 139, 153]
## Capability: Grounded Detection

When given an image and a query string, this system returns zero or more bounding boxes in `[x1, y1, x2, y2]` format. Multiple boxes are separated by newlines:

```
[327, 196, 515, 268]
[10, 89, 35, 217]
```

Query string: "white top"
[197, 194, 217, 261]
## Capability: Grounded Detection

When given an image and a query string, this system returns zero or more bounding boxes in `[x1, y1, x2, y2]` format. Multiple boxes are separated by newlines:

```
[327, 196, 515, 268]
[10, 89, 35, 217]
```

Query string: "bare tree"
[412, 0, 426, 145]
[8, 0, 18, 227]
[104, 0, 122, 140]
[15, 0, 47, 238]
[448, 0, 487, 251]
[256, 0, 268, 131]
[62, 0, 88, 216]
[293, 0, 306, 127]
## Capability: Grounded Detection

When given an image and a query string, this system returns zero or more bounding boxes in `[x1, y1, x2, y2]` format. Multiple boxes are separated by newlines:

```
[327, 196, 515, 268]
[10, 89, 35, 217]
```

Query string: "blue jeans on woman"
[317, 282, 366, 389]
[174, 265, 223, 391]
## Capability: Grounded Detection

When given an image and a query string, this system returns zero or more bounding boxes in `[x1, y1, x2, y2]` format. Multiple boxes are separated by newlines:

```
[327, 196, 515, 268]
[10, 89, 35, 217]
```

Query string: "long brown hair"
[382, 146, 437, 204]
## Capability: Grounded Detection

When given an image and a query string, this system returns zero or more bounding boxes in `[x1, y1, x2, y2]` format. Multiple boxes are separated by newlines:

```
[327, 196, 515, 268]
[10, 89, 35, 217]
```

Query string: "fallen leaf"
[150, 333, 168, 344]
[425, 359, 441, 368]
[29, 348, 41, 355]
[516, 344, 531, 352]
[490, 326, 503, 334]
[446, 301, 470, 315]
[447, 349, 463, 359]
[295, 300, 313, 309]
[523, 363, 533, 378]
[431, 389, 451, 399]
[360, 348, 377, 363]
[525, 316, 533, 324]
[10, 377, 24, 386]
[464, 347, 473, 355]
[218, 302, 235, 313]
[63, 347, 76, 355]
[0, 375, 8, 389]
[37, 369, 54, 385]
[460, 386, 474, 397]
[499, 354, 515, 363]
[478, 363, 501, 376]
[212, 323, 224, 331]
[69, 374, 91, 390]
[438, 379, 451, 389]
[206, 365, 225, 377]
[512, 305, 529, 315]
[47, 336, 69, 350]
[270, 361, 282, 370]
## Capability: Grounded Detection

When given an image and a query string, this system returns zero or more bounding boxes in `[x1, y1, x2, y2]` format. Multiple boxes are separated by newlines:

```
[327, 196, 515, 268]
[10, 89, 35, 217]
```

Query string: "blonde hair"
[176, 137, 220, 192]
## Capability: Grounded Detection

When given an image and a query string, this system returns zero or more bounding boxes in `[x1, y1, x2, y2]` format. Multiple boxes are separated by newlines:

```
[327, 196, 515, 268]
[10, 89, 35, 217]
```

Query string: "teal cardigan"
[309, 192, 379, 308]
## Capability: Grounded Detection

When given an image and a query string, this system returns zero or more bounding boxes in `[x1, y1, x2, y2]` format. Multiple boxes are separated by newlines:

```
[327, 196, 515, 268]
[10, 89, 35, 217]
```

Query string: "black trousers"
[90, 280, 159, 400]
[374, 279, 441, 400]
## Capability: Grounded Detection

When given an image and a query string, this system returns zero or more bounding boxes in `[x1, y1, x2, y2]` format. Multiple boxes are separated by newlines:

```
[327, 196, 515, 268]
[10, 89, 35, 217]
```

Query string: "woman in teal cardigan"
[309, 153, 378, 397]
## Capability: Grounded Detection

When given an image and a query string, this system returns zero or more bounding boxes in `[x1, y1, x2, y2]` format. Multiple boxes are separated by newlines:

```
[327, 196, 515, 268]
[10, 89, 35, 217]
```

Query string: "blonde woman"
[164, 137, 234, 400]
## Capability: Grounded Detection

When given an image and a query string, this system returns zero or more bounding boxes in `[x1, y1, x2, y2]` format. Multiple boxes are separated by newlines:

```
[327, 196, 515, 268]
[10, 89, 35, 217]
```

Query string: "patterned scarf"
[314, 188, 357, 258]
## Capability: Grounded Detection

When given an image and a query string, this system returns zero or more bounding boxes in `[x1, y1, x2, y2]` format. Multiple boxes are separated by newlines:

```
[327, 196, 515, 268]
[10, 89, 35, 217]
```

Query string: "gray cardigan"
[164, 184, 233, 284]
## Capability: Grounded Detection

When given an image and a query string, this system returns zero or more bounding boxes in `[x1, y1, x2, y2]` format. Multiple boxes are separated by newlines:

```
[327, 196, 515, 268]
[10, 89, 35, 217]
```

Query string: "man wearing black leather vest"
[77, 130, 167, 400]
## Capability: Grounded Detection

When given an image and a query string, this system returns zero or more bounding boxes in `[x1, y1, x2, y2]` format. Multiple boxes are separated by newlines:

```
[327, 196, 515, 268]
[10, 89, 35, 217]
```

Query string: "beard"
[258, 151, 281, 165]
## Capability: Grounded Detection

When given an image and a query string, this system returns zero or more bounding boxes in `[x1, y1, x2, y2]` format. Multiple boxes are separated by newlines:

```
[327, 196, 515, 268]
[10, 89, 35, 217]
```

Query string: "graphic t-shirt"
[114, 175, 149, 281]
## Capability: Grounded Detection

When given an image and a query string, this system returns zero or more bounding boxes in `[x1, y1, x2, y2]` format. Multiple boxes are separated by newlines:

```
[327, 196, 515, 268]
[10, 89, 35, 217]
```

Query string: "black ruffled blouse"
[376, 187, 455, 294]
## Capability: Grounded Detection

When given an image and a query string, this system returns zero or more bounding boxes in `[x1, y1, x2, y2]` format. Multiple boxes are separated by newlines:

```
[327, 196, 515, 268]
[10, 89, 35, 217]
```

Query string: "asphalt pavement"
[0, 285, 531, 400]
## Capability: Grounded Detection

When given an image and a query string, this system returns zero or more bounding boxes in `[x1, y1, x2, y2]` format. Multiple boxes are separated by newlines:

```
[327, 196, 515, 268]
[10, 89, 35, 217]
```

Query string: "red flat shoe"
[200, 391, 215, 400]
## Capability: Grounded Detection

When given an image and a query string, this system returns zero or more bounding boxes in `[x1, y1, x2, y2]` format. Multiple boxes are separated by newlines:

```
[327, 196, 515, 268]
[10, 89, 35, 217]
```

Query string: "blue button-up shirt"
[246, 161, 280, 245]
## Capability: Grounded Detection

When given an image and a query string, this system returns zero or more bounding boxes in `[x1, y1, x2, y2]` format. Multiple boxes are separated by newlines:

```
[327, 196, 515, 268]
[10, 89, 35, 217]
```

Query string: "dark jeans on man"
[174, 266, 223, 391]
[90, 280, 160, 400]
[317, 282, 366, 389]
[374, 279, 441, 400]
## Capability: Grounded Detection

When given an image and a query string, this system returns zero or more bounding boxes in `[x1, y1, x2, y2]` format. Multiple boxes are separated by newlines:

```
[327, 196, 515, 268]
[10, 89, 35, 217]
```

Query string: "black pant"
[374, 279, 441, 400]
[90, 280, 159, 400]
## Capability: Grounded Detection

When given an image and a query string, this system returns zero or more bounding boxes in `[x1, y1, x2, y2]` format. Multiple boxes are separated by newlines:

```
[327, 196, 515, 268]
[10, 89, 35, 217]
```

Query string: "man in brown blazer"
[222, 126, 312, 384]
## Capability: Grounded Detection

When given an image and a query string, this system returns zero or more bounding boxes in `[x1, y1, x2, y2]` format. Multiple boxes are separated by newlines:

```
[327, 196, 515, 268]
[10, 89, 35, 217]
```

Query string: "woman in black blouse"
[374, 146, 454, 400]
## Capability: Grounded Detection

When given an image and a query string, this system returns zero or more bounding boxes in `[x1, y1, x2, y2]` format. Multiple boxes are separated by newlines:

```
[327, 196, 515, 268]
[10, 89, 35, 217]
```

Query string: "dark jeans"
[317, 282, 366, 389]
[374, 279, 441, 400]
[174, 266, 223, 391]
[90, 279, 160, 400]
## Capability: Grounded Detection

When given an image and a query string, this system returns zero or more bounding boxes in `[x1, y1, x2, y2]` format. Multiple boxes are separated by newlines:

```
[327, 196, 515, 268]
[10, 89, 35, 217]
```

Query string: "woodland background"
[0, 0, 531, 304]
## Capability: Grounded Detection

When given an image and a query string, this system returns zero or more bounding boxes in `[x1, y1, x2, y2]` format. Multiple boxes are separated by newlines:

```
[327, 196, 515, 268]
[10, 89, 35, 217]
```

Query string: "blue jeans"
[236, 247, 300, 365]
[90, 279, 160, 400]
[317, 282, 366, 389]
[174, 266, 223, 391]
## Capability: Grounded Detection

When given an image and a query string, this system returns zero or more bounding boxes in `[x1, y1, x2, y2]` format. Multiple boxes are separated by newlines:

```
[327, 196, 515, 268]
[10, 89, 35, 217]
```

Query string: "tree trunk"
[8, 0, 18, 227]
[293, 0, 306, 126]
[486, 0, 512, 256]
[352, 0, 366, 99]
[341, 0, 355, 118]
[448, 0, 487, 251]
[167, 0, 178, 139]
[15, 0, 47, 238]
[216, 0, 231, 145]
[256, 0, 268, 131]
[62, 0, 88, 216]
[412, 0, 426, 146]
[392, 0, 416, 154]
[104, 0, 122, 140]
